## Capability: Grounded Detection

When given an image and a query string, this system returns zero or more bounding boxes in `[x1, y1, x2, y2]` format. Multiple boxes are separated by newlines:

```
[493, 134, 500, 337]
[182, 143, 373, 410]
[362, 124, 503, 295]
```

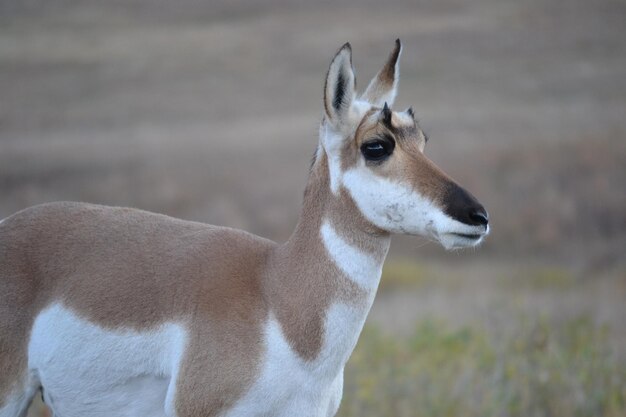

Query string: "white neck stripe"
[320, 220, 383, 291]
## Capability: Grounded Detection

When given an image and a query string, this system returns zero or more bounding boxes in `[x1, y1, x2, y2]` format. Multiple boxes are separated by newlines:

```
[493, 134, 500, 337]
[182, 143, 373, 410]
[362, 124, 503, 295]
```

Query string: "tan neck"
[263, 149, 390, 362]
[284, 148, 390, 284]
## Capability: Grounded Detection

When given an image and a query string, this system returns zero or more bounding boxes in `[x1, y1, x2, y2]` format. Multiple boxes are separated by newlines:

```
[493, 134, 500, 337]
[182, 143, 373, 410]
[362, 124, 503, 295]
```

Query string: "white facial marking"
[342, 167, 487, 249]
[342, 167, 439, 234]
[393, 111, 414, 126]
[28, 304, 187, 417]
[327, 153, 343, 195]
[320, 220, 386, 291]
[321, 100, 371, 195]
[319, 123, 343, 194]
[437, 224, 490, 250]
[320, 99, 486, 250]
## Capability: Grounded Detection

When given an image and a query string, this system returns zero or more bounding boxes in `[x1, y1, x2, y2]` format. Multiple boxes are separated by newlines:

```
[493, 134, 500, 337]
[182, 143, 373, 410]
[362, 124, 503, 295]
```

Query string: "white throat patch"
[320, 220, 386, 291]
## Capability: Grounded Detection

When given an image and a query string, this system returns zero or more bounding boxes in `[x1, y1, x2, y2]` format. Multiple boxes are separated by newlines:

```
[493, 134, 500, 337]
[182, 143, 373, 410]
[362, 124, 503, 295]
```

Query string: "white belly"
[27, 302, 363, 417]
[28, 304, 187, 417]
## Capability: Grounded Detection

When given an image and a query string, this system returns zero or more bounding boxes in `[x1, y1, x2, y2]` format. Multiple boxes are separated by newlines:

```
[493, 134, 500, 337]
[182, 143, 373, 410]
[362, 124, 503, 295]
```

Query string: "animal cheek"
[383, 203, 404, 224]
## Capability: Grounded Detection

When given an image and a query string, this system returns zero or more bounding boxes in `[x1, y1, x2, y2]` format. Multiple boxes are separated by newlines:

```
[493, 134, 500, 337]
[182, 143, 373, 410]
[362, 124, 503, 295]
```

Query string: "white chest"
[224, 302, 367, 417]
[225, 222, 383, 416]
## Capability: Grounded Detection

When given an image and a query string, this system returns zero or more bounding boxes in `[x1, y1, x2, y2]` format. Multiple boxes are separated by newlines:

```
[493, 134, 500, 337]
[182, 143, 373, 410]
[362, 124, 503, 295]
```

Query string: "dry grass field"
[0, 0, 624, 416]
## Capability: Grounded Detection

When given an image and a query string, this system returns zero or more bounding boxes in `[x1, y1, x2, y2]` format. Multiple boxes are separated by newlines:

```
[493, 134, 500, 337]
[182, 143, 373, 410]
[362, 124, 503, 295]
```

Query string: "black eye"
[361, 139, 394, 161]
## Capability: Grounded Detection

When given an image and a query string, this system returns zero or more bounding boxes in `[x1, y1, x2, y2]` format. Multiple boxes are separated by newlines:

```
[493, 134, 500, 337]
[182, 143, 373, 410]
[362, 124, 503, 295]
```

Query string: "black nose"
[443, 182, 489, 227]
[468, 207, 489, 226]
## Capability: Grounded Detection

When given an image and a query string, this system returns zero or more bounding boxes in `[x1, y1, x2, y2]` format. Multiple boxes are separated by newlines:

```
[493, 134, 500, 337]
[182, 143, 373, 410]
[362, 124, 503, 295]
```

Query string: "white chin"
[438, 233, 485, 250]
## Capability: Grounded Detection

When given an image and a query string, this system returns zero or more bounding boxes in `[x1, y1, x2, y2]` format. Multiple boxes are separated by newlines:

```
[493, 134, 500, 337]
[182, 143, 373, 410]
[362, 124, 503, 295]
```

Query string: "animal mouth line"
[450, 232, 483, 240]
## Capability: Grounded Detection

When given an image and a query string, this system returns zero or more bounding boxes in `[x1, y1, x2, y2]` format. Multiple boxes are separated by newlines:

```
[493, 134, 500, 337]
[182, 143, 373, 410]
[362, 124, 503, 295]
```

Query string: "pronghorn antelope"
[0, 40, 488, 417]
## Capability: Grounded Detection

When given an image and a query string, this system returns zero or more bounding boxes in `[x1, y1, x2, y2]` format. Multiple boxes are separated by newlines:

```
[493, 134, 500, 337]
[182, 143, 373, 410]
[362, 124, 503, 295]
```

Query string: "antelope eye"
[361, 139, 394, 161]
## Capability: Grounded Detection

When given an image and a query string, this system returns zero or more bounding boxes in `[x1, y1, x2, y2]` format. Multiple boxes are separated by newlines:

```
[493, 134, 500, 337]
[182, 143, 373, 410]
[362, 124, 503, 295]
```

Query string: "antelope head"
[320, 40, 489, 250]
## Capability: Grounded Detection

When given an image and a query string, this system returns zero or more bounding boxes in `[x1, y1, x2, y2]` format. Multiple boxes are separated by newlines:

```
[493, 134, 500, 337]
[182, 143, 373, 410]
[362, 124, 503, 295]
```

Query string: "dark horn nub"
[382, 102, 392, 126]
[443, 182, 489, 226]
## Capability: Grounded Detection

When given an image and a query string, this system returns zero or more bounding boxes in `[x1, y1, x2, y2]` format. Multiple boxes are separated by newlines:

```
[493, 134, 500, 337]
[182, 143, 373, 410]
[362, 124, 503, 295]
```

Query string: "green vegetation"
[26, 317, 625, 417]
[378, 260, 431, 292]
[26, 261, 625, 417]
[525, 266, 577, 289]
[339, 318, 626, 417]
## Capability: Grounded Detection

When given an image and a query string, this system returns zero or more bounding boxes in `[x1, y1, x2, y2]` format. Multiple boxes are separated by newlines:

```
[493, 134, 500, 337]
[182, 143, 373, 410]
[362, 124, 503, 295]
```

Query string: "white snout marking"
[438, 224, 490, 250]
[342, 167, 488, 249]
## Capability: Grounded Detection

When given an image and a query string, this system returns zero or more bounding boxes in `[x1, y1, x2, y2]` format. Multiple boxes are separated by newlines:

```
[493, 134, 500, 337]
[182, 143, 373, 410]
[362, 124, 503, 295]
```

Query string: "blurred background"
[1, 0, 624, 416]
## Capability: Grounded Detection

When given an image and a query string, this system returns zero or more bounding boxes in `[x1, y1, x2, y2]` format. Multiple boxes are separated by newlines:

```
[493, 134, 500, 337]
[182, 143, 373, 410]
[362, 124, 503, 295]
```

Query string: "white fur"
[320, 220, 388, 291]
[24, 297, 376, 417]
[394, 111, 414, 126]
[321, 100, 371, 194]
[226, 220, 384, 417]
[19, 222, 385, 417]
[320, 53, 487, 250]
[342, 165, 487, 249]
[227, 302, 370, 417]
[1, 42, 489, 417]
[27, 304, 187, 417]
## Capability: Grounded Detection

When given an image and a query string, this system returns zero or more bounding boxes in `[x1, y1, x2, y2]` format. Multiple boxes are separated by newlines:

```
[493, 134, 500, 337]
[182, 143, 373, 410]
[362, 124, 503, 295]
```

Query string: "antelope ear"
[324, 43, 356, 126]
[361, 39, 402, 107]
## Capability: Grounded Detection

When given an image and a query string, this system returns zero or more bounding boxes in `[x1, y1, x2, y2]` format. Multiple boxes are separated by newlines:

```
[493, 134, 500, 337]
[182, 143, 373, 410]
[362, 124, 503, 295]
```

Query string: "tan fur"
[361, 39, 401, 105]
[0, 107, 466, 417]
[0, 40, 484, 416]
[337, 104, 452, 207]
[0, 149, 387, 415]
[0, 203, 271, 414]
[323, 43, 355, 125]
[264, 153, 378, 361]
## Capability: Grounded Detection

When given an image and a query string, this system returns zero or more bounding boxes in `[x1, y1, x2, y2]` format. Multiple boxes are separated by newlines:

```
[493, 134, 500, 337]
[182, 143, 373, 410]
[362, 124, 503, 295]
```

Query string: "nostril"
[468, 209, 489, 226]
[442, 182, 489, 227]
